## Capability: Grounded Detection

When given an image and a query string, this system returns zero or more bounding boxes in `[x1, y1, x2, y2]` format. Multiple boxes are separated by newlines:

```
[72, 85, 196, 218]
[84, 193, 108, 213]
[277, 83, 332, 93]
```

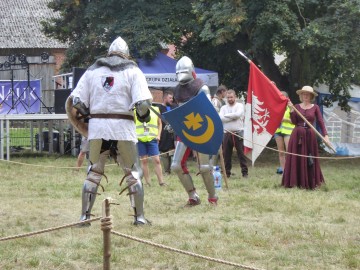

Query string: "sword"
[149, 106, 169, 124]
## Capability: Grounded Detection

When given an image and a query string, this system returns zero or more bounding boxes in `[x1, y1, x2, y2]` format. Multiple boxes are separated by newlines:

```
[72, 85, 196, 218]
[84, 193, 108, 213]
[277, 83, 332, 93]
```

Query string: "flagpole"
[237, 50, 251, 63]
[218, 145, 229, 188]
[237, 49, 336, 154]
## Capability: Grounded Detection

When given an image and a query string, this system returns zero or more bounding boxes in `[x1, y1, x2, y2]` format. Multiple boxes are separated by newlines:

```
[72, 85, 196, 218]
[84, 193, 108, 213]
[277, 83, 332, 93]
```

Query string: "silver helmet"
[176, 56, 195, 84]
[108, 37, 130, 59]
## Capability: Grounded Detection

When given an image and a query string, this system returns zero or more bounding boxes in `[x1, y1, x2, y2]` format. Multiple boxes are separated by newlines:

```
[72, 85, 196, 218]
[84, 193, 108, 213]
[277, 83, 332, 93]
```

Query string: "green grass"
[9, 127, 32, 147]
[0, 149, 359, 270]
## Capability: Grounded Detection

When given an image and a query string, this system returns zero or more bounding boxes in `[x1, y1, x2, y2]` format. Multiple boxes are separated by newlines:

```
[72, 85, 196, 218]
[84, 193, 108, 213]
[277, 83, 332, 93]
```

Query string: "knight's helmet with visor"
[176, 56, 195, 85]
[107, 37, 130, 59]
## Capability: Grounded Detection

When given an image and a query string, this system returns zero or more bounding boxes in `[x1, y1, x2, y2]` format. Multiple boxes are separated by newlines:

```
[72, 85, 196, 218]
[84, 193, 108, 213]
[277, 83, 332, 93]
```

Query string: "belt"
[297, 123, 309, 128]
[90, 114, 134, 121]
[225, 130, 242, 135]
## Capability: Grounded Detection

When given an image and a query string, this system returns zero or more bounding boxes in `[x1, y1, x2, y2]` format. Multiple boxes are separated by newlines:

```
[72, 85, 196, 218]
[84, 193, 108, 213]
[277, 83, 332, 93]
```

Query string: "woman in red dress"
[282, 86, 330, 189]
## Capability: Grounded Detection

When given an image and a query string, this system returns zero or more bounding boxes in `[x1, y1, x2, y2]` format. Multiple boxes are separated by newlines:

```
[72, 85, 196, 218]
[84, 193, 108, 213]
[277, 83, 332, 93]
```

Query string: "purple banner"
[0, 80, 41, 114]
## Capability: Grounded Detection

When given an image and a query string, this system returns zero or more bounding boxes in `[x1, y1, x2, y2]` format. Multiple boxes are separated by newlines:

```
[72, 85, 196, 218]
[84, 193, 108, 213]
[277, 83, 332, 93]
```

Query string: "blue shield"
[163, 92, 223, 155]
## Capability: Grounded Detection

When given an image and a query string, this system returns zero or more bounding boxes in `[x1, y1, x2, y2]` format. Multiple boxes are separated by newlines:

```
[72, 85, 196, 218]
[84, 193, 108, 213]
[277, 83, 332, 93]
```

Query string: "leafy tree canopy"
[42, 0, 192, 69]
[193, 0, 360, 109]
[42, 0, 360, 110]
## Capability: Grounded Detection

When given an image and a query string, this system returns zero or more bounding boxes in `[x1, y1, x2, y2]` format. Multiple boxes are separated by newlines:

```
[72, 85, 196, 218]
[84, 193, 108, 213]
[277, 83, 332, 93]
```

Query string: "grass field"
[0, 149, 359, 270]
[9, 127, 32, 147]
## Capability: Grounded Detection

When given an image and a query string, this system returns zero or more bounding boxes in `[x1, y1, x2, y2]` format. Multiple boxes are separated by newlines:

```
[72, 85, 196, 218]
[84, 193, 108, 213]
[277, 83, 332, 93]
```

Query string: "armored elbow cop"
[135, 99, 152, 122]
[199, 85, 211, 97]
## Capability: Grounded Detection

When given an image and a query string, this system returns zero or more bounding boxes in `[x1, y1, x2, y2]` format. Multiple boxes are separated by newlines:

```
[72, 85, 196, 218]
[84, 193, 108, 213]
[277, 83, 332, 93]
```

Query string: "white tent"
[317, 84, 360, 156]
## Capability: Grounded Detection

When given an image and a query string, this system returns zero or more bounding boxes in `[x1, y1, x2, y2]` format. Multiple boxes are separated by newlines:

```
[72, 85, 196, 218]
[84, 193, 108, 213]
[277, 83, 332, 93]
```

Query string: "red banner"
[244, 62, 287, 164]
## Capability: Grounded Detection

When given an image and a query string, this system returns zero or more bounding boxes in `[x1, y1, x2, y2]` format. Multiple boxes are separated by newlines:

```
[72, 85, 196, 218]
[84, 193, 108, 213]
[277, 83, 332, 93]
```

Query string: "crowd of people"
[69, 36, 330, 226]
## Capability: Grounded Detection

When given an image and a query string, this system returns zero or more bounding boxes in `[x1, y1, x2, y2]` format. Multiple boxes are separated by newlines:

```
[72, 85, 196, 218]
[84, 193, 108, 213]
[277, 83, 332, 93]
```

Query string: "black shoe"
[242, 173, 248, 178]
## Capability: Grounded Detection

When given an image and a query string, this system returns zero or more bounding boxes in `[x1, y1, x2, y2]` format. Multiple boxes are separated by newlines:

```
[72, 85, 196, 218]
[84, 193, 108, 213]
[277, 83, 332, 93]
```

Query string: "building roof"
[0, 0, 67, 49]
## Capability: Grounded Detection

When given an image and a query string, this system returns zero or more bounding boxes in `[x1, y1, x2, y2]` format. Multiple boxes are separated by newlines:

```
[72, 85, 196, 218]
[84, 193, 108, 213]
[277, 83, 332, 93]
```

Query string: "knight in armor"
[68, 36, 153, 225]
[171, 56, 218, 206]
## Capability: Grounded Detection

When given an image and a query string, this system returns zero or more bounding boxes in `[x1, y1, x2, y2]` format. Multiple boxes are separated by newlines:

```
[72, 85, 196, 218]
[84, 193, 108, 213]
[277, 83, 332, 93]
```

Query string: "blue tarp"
[137, 53, 218, 91]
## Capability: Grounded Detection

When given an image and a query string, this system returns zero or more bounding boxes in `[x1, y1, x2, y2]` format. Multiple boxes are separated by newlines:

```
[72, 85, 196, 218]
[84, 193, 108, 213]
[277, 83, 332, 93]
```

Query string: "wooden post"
[49, 120, 53, 154]
[71, 126, 76, 156]
[0, 119, 3, 159]
[102, 198, 112, 270]
[218, 146, 229, 188]
[39, 120, 43, 153]
[29, 121, 33, 152]
[58, 120, 64, 155]
[6, 119, 10, 160]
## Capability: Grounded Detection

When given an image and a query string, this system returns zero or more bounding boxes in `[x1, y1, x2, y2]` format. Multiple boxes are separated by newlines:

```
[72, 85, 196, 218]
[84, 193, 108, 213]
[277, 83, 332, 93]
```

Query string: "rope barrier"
[0, 149, 176, 168]
[0, 217, 102, 242]
[0, 213, 266, 270]
[0, 130, 358, 171]
[0, 142, 358, 169]
[225, 129, 360, 160]
[111, 230, 266, 270]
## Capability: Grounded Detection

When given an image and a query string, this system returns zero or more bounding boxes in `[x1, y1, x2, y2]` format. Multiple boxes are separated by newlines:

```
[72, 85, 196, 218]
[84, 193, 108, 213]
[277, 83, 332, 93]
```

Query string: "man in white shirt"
[219, 89, 248, 178]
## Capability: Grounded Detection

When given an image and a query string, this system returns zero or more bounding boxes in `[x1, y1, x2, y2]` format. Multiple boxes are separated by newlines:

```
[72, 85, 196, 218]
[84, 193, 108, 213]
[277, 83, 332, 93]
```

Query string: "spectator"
[219, 89, 248, 178]
[282, 86, 330, 189]
[274, 91, 295, 174]
[158, 91, 176, 174]
[135, 105, 166, 186]
[212, 85, 227, 112]
[210, 85, 227, 167]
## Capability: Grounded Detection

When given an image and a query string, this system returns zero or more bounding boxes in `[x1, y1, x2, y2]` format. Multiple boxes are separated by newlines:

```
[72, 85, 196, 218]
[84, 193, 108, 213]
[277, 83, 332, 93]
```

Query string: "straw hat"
[296, 86, 318, 97]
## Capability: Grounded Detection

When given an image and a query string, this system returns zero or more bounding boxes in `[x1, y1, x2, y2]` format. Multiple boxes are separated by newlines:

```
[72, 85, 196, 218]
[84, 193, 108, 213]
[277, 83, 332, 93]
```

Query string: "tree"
[42, 0, 193, 70]
[192, 0, 360, 110]
[42, 0, 360, 109]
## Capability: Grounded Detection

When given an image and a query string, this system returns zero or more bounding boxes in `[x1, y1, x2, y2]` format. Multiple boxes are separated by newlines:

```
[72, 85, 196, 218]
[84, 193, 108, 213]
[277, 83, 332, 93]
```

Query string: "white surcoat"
[72, 64, 152, 142]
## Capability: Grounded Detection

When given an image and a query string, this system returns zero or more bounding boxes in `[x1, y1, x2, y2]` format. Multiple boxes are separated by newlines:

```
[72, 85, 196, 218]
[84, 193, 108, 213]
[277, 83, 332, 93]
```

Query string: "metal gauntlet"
[135, 99, 152, 123]
[73, 96, 90, 117]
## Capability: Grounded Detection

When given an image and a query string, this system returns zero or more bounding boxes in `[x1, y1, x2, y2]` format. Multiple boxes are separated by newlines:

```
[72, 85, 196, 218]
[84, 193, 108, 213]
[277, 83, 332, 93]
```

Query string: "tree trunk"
[288, 50, 312, 102]
[255, 50, 290, 92]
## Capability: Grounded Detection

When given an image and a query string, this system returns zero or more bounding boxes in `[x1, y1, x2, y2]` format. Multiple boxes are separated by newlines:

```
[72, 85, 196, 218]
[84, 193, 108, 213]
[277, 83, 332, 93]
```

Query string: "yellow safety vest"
[275, 107, 295, 135]
[135, 106, 159, 142]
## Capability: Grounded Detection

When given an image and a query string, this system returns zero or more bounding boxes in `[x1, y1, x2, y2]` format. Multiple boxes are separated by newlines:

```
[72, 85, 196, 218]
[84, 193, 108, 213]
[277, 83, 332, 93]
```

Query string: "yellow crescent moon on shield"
[182, 115, 214, 144]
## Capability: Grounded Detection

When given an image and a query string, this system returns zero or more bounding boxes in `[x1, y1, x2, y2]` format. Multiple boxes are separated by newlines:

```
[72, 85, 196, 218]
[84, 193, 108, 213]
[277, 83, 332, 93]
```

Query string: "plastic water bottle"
[213, 166, 222, 190]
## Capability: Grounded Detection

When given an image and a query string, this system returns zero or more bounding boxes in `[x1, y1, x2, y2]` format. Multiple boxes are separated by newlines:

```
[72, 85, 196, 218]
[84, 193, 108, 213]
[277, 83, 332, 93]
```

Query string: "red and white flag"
[244, 62, 288, 165]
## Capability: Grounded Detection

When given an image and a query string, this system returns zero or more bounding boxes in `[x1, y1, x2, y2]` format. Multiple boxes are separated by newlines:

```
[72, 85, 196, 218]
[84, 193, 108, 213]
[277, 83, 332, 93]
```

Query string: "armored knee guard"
[125, 173, 147, 225]
[117, 141, 148, 225]
[209, 153, 218, 167]
[171, 143, 198, 203]
[80, 175, 101, 221]
[80, 139, 107, 222]
[198, 153, 217, 203]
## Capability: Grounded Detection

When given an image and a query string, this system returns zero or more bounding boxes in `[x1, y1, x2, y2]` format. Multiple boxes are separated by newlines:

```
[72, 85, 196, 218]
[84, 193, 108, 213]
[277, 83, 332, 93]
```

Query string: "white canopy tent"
[317, 84, 360, 156]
